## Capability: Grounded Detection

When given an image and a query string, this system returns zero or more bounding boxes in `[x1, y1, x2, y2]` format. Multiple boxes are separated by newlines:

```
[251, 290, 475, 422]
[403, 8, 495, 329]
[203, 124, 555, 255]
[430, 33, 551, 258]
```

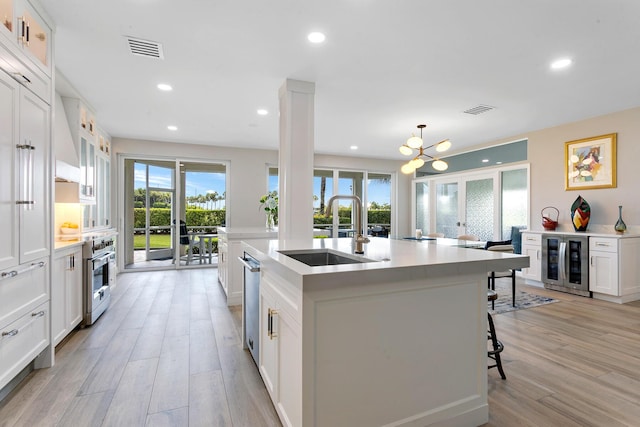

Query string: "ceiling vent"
[463, 105, 495, 115]
[126, 36, 164, 59]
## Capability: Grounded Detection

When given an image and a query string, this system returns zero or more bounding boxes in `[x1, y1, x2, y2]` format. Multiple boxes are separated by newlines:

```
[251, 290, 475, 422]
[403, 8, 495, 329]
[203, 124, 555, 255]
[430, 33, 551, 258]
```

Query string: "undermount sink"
[278, 249, 375, 267]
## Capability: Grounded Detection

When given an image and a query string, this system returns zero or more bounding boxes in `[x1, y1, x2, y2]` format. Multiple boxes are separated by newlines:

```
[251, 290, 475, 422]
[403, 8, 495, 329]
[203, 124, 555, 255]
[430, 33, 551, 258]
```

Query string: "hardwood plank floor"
[0, 269, 280, 427]
[1, 271, 640, 426]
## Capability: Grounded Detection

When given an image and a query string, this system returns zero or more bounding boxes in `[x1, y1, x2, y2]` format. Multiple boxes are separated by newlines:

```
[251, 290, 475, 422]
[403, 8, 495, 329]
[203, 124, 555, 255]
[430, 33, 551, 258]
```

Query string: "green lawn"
[133, 234, 171, 249]
[133, 234, 219, 252]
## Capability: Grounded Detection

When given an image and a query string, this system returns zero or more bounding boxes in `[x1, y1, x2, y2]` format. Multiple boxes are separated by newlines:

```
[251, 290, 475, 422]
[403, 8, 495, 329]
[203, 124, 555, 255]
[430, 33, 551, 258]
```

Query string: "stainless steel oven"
[83, 232, 116, 325]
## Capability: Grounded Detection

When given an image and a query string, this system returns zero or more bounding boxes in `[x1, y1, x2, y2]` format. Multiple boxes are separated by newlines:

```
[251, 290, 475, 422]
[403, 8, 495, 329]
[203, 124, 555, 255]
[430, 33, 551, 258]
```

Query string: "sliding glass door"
[122, 157, 227, 271]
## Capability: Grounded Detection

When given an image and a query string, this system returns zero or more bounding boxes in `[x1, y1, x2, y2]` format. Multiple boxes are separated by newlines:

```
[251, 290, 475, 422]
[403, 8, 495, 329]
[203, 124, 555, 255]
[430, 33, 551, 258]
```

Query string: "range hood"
[54, 92, 80, 183]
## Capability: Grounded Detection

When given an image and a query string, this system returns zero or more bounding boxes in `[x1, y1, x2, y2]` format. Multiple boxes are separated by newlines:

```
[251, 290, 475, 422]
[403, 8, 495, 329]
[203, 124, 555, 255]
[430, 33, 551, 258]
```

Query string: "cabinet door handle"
[267, 308, 279, 339]
[2, 329, 19, 337]
[31, 310, 45, 318]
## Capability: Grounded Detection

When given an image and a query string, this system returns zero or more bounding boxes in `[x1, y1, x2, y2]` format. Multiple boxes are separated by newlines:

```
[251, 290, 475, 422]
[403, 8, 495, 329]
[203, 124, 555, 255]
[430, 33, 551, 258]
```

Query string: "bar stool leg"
[487, 312, 506, 380]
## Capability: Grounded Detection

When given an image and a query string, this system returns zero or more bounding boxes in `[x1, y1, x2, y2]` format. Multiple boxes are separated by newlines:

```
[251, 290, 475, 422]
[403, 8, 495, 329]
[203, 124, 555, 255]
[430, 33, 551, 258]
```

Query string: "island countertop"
[242, 236, 529, 287]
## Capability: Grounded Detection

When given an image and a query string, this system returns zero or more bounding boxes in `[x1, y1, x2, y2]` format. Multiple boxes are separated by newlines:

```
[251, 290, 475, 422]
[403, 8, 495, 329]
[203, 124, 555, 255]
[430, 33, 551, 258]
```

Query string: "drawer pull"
[2, 329, 19, 337]
[1, 270, 18, 279]
[595, 242, 611, 247]
[31, 310, 45, 318]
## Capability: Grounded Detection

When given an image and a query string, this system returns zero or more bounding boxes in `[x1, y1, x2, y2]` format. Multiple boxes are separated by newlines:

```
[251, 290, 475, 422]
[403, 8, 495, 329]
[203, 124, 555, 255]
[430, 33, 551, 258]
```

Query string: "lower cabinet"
[521, 232, 541, 282]
[52, 245, 83, 346]
[217, 239, 228, 295]
[589, 236, 640, 302]
[259, 273, 302, 427]
[0, 301, 49, 390]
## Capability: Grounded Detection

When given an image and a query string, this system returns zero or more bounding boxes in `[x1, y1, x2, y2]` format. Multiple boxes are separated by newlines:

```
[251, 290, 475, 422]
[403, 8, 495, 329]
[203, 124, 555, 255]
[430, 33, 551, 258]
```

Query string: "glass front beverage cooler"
[541, 234, 590, 297]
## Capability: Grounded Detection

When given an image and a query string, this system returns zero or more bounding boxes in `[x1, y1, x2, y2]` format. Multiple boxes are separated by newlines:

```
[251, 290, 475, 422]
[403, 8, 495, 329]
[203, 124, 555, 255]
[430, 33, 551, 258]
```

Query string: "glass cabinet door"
[1, 0, 13, 36]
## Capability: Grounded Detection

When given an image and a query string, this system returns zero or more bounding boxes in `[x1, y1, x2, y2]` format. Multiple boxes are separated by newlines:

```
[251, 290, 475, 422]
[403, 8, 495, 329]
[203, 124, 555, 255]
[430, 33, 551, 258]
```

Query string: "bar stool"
[487, 290, 506, 380]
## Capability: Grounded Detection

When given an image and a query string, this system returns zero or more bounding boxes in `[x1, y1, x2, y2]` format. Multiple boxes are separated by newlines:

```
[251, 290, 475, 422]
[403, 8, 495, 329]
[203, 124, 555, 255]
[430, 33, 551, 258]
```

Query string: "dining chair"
[426, 232, 444, 238]
[486, 243, 516, 308]
[175, 220, 199, 265]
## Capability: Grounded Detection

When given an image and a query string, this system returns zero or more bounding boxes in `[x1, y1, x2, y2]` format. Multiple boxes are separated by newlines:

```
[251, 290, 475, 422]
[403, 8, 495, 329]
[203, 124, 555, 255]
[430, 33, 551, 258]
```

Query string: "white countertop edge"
[241, 237, 529, 280]
[54, 240, 85, 251]
[523, 229, 640, 238]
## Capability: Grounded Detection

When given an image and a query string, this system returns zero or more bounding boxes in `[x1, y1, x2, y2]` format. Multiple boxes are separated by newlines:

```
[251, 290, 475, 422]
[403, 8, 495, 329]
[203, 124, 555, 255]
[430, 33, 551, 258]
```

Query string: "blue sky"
[136, 164, 390, 209]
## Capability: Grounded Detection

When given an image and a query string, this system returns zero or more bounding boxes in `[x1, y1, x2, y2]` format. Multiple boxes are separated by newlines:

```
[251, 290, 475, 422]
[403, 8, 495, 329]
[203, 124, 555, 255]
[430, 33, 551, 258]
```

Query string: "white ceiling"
[39, 0, 640, 161]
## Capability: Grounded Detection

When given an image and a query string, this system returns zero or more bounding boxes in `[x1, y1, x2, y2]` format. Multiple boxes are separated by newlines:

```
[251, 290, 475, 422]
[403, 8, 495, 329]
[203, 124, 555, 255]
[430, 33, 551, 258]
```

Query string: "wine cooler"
[541, 234, 590, 297]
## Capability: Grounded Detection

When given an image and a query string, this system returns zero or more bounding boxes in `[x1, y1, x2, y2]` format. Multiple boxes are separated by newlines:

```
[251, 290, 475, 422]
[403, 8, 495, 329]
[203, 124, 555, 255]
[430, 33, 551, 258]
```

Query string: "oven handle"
[92, 253, 111, 269]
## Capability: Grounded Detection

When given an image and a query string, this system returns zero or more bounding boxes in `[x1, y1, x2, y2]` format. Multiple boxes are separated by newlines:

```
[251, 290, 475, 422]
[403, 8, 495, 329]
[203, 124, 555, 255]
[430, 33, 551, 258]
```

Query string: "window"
[269, 166, 395, 237]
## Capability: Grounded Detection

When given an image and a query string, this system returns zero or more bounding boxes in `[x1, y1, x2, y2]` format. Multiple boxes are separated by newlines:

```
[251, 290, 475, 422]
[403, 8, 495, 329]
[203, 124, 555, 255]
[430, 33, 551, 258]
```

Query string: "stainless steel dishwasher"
[238, 253, 260, 365]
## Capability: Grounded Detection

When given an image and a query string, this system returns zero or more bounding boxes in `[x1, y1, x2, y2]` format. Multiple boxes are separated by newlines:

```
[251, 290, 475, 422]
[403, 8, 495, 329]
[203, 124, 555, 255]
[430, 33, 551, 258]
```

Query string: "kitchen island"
[242, 237, 529, 427]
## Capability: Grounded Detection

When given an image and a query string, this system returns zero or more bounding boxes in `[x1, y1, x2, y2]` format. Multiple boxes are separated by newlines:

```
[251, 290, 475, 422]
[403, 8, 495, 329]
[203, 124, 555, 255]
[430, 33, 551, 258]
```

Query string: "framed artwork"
[565, 133, 617, 190]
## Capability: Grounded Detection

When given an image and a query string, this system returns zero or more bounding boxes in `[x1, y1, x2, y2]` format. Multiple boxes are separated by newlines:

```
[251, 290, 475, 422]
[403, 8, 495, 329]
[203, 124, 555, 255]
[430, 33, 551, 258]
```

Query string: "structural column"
[278, 79, 315, 240]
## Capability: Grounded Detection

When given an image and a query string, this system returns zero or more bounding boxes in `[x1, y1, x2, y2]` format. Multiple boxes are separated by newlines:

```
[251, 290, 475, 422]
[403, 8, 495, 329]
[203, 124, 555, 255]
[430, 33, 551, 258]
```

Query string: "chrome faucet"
[325, 195, 370, 254]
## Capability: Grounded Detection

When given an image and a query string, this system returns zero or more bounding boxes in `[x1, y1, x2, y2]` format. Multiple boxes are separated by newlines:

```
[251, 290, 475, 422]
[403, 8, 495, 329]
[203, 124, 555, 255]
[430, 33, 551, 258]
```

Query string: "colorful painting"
[565, 133, 617, 190]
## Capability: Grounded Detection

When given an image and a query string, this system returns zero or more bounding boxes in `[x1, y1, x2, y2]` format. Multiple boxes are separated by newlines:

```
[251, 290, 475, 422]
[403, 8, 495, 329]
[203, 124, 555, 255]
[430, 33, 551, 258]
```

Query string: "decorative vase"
[570, 195, 591, 232]
[614, 205, 627, 233]
[265, 212, 275, 230]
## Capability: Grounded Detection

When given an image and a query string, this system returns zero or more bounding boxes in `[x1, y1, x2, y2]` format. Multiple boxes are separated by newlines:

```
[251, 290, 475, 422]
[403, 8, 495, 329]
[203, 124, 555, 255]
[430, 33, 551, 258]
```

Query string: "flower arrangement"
[259, 191, 278, 229]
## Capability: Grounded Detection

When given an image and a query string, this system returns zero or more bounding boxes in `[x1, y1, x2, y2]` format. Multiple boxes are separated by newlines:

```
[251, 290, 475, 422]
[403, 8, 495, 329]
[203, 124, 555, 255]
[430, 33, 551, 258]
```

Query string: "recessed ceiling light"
[350, 145, 358, 150]
[257, 109, 268, 116]
[157, 83, 173, 91]
[550, 58, 572, 70]
[167, 125, 178, 131]
[307, 32, 326, 44]
[482, 159, 489, 163]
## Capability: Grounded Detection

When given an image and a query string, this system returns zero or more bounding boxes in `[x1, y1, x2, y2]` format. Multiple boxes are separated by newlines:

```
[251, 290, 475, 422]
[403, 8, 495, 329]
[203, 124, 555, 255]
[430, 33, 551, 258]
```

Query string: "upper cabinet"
[61, 97, 97, 204]
[0, 0, 51, 77]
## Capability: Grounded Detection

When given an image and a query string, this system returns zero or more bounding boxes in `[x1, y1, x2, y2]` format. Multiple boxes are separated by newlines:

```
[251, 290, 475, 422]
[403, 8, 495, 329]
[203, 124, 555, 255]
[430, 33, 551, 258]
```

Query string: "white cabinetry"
[0, 65, 49, 271]
[61, 97, 96, 205]
[217, 237, 228, 294]
[521, 232, 541, 282]
[0, 300, 49, 390]
[259, 272, 302, 427]
[0, 2, 52, 390]
[0, 0, 52, 78]
[52, 245, 83, 346]
[216, 227, 277, 306]
[96, 128, 111, 228]
[589, 236, 640, 302]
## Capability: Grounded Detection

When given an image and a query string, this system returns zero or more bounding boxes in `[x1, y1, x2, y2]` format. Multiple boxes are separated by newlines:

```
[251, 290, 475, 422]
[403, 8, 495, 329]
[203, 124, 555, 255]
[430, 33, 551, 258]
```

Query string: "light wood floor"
[1, 271, 640, 426]
[0, 269, 281, 427]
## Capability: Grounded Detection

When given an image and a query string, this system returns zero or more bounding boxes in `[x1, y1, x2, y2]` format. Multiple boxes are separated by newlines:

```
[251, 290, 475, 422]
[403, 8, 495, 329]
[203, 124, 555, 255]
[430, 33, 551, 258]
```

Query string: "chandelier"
[399, 124, 451, 174]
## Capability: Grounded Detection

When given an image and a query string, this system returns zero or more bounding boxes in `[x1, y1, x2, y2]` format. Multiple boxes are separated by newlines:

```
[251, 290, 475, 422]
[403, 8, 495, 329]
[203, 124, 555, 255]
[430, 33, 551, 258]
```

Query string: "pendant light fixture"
[399, 124, 451, 174]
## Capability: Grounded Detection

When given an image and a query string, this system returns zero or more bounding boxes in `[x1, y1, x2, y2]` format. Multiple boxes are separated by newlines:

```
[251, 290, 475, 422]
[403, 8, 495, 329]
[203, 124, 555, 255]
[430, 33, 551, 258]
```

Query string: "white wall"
[111, 138, 412, 235]
[478, 106, 640, 233]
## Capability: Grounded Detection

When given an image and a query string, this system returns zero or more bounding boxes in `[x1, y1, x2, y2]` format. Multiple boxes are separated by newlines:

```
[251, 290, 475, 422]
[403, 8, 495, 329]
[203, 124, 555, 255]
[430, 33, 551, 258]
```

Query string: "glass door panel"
[415, 181, 429, 235]
[337, 171, 364, 237]
[367, 173, 391, 237]
[501, 168, 528, 239]
[146, 190, 174, 261]
[124, 160, 176, 269]
[435, 181, 459, 238]
[313, 170, 334, 236]
[464, 177, 494, 242]
[179, 161, 227, 267]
